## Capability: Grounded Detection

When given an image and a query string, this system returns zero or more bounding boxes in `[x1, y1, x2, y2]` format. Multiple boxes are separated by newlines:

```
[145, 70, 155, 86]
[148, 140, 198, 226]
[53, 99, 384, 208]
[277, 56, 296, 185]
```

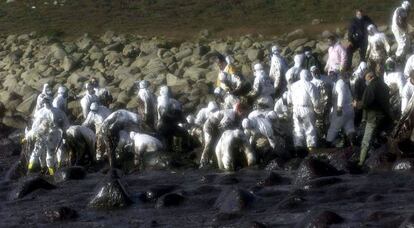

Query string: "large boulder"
[16, 94, 36, 115]
[88, 171, 132, 209]
[246, 48, 264, 62]
[294, 157, 341, 186]
[183, 67, 208, 81]
[2, 115, 26, 129]
[214, 187, 255, 213]
[9, 176, 56, 200]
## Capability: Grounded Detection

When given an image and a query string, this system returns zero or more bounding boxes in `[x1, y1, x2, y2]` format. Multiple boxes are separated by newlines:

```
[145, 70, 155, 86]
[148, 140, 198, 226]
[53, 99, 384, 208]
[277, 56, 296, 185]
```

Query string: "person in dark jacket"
[303, 46, 322, 72]
[356, 72, 391, 166]
[346, 9, 375, 70]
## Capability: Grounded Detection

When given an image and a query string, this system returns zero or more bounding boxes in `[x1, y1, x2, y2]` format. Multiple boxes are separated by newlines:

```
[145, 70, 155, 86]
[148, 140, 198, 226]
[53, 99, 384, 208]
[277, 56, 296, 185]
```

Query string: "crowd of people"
[22, 1, 414, 175]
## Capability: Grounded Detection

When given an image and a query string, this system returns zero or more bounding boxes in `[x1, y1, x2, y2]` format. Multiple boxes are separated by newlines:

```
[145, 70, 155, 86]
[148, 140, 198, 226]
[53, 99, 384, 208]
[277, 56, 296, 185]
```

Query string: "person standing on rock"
[137, 80, 157, 130]
[34, 84, 53, 114]
[285, 53, 304, 84]
[346, 9, 374, 70]
[384, 58, 406, 117]
[27, 96, 68, 175]
[248, 63, 274, 104]
[80, 83, 99, 119]
[269, 45, 288, 98]
[401, 70, 414, 114]
[303, 46, 322, 72]
[355, 72, 391, 166]
[216, 54, 237, 89]
[289, 69, 320, 153]
[392, 1, 411, 63]
[326, 72, 356, 148]
[325, 35, 347, 74]
[366, 24, 390, 77]
[82, 102, 111, 134]
[351, 61, 368, 127]
[52, 86, 68, 114]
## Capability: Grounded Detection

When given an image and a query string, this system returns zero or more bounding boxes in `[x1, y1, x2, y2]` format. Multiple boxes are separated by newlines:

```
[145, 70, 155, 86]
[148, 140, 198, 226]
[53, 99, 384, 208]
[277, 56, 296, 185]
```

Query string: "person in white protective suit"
[289, 69, 320, 151]
[52, 86, 68, 113]
[248, 97, 273, 119]
[310, 66, 331, 143]
[97, 109, 141, 167]
[269, 45, 288, 98]
[326, 72, 356, 147]
[57, 125, 96, 167]
[366, 24, 390, 76]
[199, 107, 240, 168]
[242, 116, 276, 149]
[249, 63, 275, 102]
[401, 71, 414, 114]
[82, 102, 111, 134]
[129, 131, 165, 170]
[404, 54, 414, 79]
[27, 96, 69, 175]
[274, 67, 296, 119]
[214, 87, 240, 110]
[90, 77, 113, 107]
[34, 83, 53, 114]
[285, 54, 304, 84]
[384, 58, 406, 98]
[137, 80, 157, 129]
[392, 1, 412, 62]
[80, 83, 99, 119]
[195, 101, 219, 127]
[215, 129, 256, 171]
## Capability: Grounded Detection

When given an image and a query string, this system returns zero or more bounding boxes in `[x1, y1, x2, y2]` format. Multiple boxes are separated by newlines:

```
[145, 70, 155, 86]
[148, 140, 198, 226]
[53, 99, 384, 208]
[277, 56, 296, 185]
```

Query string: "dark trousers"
[346, 42, 367, 70]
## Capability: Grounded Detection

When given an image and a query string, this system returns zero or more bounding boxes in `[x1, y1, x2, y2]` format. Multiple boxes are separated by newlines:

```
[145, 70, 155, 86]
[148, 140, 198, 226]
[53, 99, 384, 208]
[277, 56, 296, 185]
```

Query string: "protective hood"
[207, 101, 219, 112]
[139, 80, 150, 89]
[403, 1, 411, 10]
[271, 45, 281, 55]
[300, 69, 312, 81]
[159, 86, 169, 97]
[42, 84, 52, 95]
[367, 24, 377, 35]
[293, 54, 304, 68]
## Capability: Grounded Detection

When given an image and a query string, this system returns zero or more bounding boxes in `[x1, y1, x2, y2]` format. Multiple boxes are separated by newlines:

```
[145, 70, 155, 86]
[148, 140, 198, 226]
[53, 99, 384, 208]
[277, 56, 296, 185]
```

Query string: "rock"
[9, 176, 56, 200]
[16, 94, 36, 115]
[122, 44, 140, 58]
[294, 157, 341, 186]
[277, 196, 305, 210]
[295, 210, 344, 228]
[287, 29, 305, 40]
[214, 187, 255, 213]
[88, 170, 132, 209]
[140, 39, 168, 54]
[175, 48, 192, 61]
[142, 58, 167, 75]
[246, 48, 264, 62]
[2, 115, 26, 129]
[400, 214, 414, 227]
[393, 159, 414, 171]
[54, 166, 87, 183]
[365, 145, 396, 171]
[141, 185, 177, 202]
[241, 37, 254, 49]
[49, 43, 67, 60]
[155, 193, 185, 208]
[288, 38, 309, 51]
[312, 19, 321, 25]
[76, 34, 93, 51]
[44, 206, 78, 222]
[193, 45, 210, 57]
[62, 56, 75, 72]
[104, 42, 124, 52]
[256, 172, 283, 186]
[183, 67, 208, 81]
[5, 160, 27, 181]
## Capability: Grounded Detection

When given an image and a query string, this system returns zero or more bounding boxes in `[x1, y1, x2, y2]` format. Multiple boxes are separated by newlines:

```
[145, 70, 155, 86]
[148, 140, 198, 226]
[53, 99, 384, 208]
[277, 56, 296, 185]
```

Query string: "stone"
[142, 58, 167, 75]
[183, 67, 208, 81]
[294, 157, 341, 186]
[287, 29, 305, 40]
[295, 210, 344, 228]
[9, 176, 56, 200]
[392, 159, 414, 171]
[88, 170, 132, 209]
[122, 44, 140, 58]
[256, 172, 283, 186]
[44, 206, 78, 222]
[155, 193, 185, 208]
[140, 185, 177, 202]
[16, 94, 36, 115]
[312, 19, 321, 25]
[76, 34, 93, 51]
[54, 166, 87, 183]
[175, 48, 192, 61]
[214, 187, 255, 213]
[104, 42, 124, 52]
[49, 43, 67, 60]
[246, 48, 264, 62]
[2, 115, 26, 129]
[62, 56, 75, 72]
[241, 38, 254, 49]
[288, 38, 309, 51]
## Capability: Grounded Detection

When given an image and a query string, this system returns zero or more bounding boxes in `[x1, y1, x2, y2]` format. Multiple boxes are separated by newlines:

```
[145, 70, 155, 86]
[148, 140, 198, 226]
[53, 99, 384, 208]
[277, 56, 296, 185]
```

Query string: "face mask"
[305, 51, 311, 57]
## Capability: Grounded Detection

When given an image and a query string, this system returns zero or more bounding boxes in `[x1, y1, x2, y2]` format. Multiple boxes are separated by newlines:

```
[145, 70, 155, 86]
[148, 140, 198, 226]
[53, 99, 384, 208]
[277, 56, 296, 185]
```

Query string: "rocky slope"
[0, 25, 409, 129]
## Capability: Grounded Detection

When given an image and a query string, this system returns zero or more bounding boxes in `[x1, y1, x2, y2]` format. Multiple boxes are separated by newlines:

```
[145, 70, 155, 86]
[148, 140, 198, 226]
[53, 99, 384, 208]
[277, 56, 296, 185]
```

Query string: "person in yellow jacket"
[216, 54, 237, 89]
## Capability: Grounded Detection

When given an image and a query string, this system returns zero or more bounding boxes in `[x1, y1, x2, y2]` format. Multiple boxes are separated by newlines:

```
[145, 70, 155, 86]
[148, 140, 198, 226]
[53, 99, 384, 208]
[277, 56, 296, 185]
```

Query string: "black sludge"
[9, 176, 56, 200]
